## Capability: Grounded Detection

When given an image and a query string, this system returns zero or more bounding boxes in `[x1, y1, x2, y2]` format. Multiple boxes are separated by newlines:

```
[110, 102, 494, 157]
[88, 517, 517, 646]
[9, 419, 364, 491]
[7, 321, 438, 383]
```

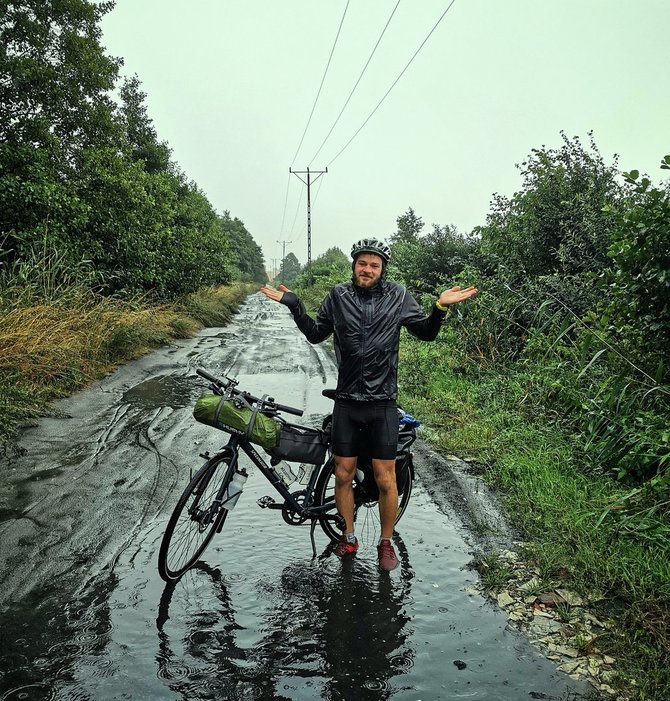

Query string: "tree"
[312, 246, 349, 269]
[389, 208, 424, 245]
[0, 0, 122, 262]
[222, 212, 267, 283]
[605, 157, 670, 372]
[119, 75, 172, 174]
[295, 247, 349, 288]
[476, 133, 621, 281]
[279, 252, 301, 286]
[389, 214, 476, 295]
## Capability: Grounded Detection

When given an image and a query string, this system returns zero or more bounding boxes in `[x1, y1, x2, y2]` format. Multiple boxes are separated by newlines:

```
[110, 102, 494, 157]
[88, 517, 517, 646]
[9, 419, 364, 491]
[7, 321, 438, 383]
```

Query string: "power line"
[325, 0, 458, 168]
[290, 0, 350, 167]
[309, 0, 402, 165]
[278, 172, 292, 236]
[289, 184, 305, 237]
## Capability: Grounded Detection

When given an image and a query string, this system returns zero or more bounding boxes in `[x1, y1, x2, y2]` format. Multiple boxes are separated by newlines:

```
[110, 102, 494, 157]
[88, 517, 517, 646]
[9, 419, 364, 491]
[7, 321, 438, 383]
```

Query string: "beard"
[354, 270, 381, 288]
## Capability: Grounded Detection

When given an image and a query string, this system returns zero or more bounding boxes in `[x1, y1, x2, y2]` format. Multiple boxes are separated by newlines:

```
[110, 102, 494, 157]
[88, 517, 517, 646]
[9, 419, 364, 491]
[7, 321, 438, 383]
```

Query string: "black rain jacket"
[280, 279, 447, 401]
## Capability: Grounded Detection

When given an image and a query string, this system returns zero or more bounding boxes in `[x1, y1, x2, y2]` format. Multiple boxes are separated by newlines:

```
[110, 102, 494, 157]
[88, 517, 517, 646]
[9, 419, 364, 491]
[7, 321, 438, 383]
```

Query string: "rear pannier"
[193, 393, 280, 449]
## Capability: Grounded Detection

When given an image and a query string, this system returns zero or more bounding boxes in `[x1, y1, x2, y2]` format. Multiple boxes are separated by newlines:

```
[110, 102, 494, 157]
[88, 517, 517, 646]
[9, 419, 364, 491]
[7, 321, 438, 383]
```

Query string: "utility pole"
[270, 258, 279, 281]
[276, 239, 292, 281]
[289, 166, 327, 265]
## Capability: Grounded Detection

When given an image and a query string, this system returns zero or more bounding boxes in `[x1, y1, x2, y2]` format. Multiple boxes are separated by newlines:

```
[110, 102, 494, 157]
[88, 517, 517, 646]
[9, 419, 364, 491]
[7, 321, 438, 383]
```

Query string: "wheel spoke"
[158, 456, 232, 581]
[316, 457, 413, 545]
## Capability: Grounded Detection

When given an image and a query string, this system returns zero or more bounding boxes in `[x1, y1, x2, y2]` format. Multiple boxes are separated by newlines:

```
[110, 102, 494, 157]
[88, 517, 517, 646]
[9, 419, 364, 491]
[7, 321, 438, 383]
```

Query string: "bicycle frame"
[205, 430, 340, 531]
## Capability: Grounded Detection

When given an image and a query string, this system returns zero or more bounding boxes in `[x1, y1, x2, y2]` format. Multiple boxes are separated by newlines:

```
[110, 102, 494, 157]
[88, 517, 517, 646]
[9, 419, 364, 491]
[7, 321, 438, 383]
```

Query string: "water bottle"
[224, 469, 248, 510]
[274, 460, 297, 487]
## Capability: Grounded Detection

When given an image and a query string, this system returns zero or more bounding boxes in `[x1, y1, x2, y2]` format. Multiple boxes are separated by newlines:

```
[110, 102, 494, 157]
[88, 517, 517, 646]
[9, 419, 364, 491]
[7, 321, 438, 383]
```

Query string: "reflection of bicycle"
[158, 367, 418, 581]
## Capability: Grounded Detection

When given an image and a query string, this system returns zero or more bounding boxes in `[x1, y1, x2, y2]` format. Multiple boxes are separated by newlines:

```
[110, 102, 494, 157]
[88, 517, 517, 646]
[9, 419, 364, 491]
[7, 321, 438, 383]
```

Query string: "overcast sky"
[100, 1, 670, 271]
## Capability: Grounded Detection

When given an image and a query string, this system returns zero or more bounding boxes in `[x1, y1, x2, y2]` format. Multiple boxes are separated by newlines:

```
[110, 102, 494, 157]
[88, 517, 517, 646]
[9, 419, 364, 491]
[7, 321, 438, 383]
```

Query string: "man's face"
[353, 253, 383, 288]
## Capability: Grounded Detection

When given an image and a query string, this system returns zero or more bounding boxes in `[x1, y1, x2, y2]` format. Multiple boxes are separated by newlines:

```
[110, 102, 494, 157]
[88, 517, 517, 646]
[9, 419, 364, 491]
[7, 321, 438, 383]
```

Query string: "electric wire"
[309, 0, 402, 165]
[288, 184, 305, 237]
[279, 172, 292, 236]
[289, 0, 350, 167]
[325, 0, 458, 168]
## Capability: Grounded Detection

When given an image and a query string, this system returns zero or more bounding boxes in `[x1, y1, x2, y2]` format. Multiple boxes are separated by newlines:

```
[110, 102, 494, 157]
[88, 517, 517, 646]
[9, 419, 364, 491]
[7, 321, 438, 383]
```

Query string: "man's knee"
[372, 459, 397, 493]
[334, 456, 357, 486]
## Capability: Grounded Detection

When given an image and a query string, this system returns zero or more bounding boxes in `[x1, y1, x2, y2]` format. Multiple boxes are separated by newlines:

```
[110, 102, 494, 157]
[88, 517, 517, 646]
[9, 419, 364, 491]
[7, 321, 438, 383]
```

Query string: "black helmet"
[350, 237, 391, 263]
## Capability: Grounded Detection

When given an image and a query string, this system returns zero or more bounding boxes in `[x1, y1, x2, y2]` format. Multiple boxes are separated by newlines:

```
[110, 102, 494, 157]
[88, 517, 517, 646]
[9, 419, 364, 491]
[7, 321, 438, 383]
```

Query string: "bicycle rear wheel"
[158, 454, 234, 581]
[315, 455, 414, 544]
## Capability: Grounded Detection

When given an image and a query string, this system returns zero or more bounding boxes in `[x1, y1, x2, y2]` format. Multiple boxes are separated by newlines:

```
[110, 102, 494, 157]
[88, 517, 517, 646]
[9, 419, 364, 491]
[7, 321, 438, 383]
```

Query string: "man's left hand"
[438, 285, 478, 306]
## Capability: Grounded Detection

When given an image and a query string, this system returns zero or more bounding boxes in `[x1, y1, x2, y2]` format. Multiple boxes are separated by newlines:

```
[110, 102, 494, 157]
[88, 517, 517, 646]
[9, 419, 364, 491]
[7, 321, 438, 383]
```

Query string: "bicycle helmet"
[350, 238, 391, 263]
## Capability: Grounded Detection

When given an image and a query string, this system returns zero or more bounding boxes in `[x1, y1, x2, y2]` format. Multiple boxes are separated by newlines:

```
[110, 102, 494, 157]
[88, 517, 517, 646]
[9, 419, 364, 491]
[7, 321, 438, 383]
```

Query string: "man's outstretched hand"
[438, 285, 478, 307]
[260, 284, 292, 303]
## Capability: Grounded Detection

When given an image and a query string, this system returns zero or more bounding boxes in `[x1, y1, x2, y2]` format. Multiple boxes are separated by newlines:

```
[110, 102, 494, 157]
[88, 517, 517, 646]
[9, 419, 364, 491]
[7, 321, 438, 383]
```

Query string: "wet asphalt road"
[0, 293, 595, 700]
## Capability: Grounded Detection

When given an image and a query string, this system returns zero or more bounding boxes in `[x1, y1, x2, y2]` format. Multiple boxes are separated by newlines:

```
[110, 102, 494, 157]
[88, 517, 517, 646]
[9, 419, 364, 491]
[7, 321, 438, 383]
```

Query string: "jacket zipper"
[359, 293, 374, 395]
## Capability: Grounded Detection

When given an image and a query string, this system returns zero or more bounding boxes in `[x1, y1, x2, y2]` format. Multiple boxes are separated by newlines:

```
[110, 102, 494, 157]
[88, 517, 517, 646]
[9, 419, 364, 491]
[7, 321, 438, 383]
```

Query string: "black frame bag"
[267, 422, 328, 465]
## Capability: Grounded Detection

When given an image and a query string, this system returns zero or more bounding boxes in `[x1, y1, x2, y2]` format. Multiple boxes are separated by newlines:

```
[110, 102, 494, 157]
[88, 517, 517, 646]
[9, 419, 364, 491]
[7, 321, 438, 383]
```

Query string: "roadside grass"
[0, 283, 253, 456]
[399, 336, 670, 700]
[474, 551, 515, 590]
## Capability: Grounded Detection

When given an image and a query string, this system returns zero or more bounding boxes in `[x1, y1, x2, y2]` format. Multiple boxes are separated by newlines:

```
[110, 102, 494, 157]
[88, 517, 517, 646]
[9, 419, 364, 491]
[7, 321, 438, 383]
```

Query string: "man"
[260, 238, 477, 570]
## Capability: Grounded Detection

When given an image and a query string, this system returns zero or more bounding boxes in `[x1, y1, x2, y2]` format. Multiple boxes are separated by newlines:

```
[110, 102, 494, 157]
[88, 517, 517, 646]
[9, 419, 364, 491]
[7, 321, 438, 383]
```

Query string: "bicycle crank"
[281, 490, 309, 525]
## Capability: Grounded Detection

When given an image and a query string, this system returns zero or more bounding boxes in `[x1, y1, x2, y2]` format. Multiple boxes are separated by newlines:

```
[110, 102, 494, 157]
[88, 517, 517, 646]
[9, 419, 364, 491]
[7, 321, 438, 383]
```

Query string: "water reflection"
[155, 539, 416, 700]
[156, 563, 248, 698]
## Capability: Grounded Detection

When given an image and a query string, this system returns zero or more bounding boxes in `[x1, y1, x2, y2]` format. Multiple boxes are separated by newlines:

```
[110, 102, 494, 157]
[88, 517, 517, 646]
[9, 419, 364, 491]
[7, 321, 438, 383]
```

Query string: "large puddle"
[0, 296, 594, 700]
[0, 479, 591, 700]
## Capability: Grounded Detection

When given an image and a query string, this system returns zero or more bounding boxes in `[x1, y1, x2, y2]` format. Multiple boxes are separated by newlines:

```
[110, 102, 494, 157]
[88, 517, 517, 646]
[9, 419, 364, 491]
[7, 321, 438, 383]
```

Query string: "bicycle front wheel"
[315, 456, 414, 544]
[158, 455, 234, 581]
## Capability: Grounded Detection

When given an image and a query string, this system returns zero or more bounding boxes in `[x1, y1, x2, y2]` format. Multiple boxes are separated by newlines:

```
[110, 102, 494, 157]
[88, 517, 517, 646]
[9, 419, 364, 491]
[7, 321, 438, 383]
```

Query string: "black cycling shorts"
[331, 399, 398, 460]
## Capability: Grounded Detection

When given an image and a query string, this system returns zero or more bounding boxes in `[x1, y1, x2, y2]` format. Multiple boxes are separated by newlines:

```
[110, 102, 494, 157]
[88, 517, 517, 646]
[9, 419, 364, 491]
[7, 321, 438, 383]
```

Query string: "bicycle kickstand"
[309, 521, 317, 559]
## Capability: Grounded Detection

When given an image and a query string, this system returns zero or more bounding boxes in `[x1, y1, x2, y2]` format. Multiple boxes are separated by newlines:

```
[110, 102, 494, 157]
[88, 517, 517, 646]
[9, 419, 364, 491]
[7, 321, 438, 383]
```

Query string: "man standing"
[260, 238, 477, 570]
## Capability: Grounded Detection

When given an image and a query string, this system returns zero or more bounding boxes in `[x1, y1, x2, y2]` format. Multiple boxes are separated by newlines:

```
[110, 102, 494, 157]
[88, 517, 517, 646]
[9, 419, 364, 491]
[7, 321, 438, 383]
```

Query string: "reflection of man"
[261, 238, 477, 570]
[247, 543, 414, 698]
[322, 552, 413, 699]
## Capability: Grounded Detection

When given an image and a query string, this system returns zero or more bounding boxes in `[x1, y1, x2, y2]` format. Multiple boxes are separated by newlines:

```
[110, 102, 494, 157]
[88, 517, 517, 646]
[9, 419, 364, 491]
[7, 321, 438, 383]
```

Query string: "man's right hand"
[259, 284, 292, 303]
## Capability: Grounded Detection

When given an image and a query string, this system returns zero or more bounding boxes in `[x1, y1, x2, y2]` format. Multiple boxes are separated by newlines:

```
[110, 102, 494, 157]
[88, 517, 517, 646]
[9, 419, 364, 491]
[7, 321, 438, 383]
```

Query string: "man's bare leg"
[334, 455, 357, 533]
[371, 458, 398, 539]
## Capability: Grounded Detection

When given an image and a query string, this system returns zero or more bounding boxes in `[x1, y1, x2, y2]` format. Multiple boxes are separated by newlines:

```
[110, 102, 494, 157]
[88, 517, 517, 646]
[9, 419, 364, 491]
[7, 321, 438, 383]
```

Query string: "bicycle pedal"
[257, 496, 276, 509]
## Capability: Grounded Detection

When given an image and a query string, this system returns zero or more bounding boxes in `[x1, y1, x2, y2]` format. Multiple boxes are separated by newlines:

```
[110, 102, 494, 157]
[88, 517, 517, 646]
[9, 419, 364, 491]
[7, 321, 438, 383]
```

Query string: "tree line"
[0, 0, 267, 303]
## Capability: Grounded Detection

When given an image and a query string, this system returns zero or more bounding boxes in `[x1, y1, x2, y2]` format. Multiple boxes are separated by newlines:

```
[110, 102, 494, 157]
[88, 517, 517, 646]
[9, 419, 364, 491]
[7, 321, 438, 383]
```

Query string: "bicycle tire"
[158, 454, 234, 581]
[315, 455, 414, 543]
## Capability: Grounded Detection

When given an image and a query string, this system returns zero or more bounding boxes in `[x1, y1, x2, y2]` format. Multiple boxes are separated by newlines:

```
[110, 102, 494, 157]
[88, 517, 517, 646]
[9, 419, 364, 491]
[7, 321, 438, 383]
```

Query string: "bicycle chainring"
[281, 490, 309, 525]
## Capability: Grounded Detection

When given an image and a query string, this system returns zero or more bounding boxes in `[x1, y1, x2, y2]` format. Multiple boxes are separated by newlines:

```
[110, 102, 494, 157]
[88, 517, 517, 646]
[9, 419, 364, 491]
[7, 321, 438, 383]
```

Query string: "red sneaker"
[334, 536, 359, 558]
[377, 539, 399, 571]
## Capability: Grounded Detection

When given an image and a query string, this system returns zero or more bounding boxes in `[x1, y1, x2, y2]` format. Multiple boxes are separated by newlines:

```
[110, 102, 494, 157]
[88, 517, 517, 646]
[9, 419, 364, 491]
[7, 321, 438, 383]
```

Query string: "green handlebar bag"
[193, 393, 280, 449]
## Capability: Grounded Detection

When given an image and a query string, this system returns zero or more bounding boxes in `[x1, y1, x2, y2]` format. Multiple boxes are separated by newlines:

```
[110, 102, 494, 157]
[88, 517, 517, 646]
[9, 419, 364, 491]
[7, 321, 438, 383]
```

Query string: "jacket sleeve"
[280, 291, 334, 344]
[400, 291, 447, 341]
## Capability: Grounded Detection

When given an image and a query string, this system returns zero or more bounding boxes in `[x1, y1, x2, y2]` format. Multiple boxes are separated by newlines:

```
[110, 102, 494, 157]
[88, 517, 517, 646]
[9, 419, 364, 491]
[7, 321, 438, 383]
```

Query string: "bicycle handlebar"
[196, 367, 303, 417]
